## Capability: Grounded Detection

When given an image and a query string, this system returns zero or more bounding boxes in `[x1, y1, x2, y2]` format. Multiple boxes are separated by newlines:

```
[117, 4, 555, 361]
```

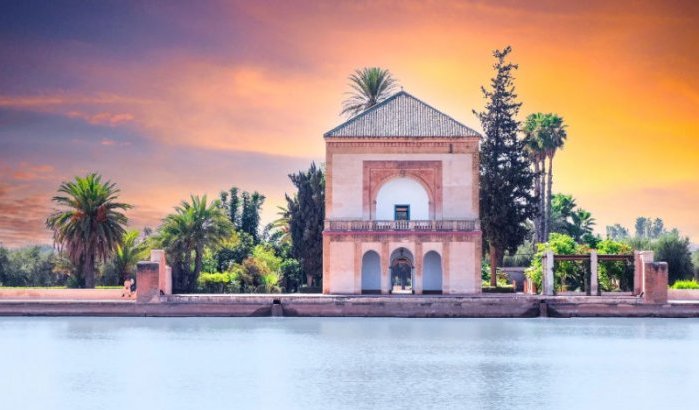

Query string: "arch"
[375, 177, 430, 220]
[423, 251, 443, 294]
[390, 247, 414, 293]
[361, 251, 381, 294]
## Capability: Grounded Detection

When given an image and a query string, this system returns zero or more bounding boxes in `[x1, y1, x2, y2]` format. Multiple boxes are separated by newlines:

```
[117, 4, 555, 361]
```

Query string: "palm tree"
[111, 229, 147, 283]
[522, 113, 547, 243]
[46, 173, 131, 288]
[569, 209, 595, 242]
[341, 67, 398, 117]
[541, 114, 568, 240]
[158, 195, 233, 292]
[270, 205, 291, 244]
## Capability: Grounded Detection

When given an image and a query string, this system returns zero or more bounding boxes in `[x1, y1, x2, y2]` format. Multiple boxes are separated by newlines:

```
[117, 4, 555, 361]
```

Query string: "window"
[394, 205, 410, 221]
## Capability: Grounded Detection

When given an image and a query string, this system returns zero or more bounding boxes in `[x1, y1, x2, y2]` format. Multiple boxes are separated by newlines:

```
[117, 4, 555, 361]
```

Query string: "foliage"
[198, 271, 237, 293]
[606, 224, 630, 241]
[0, 246, 67, 287]
[341, 67, 398, 117]
[157, 195, 234, 292]
[635, 217, 667, 239]
[502, 241, 534, 267]
[670, 280, 699, 290]
[596, 239, 633, 291]
[521, 112, 568, 243]
[693, 250, 699, 281]
[104, 230, 148, 284]
[474, 46, 537, 286]
[653, 232, 693, 285]
[286, 162, 325, 288]
[215, 231, 254, 272]
[526, 233, 584, 292]
[219, 187, 265, 243]
[280, 258, 303, 293]
[549, 194, 595, 243]
[46, 173, 131, 288]
[233, 245, 282, 293]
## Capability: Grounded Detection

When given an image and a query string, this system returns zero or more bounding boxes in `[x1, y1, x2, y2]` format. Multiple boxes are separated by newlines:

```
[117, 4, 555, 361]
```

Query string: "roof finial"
[400, 86, 404, 92]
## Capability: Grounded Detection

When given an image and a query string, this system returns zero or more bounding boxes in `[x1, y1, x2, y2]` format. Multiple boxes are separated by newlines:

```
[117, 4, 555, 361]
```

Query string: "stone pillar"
[442, 241, 450, 294]
[354, 241, 362, 294]
[136, 261, 161, 303]
[543, 250, 554, 296]
[150, 250, 171, 296]
[380, 241, 390, 294]
[414, 241, 423, 295]
[590, 251, 599, 296]
[634, 251, 654, 296]
[642, 262, 668, 304]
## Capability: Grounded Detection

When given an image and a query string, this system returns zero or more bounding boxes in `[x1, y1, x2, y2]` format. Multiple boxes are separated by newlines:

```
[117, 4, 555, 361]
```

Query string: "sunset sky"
[1, 0, 697, 247]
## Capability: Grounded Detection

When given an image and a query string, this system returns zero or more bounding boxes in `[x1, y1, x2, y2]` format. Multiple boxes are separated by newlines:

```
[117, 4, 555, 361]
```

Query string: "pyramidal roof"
[324, 91, 480, 138]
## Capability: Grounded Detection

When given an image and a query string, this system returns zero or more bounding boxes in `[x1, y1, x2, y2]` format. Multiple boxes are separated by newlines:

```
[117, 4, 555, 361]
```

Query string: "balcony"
[325, 219, 479, 232]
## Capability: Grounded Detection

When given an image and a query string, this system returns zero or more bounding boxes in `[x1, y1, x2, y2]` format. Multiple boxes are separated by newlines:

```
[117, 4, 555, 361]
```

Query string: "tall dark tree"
[241, 192, 265, 242]
[474, 46, 537, 287]
[219, 187, 265, 242]
[286, 163, 325, 287]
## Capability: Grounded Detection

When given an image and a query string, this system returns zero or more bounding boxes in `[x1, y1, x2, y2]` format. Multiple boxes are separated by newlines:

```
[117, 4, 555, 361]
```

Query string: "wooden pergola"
[541, 251, 635, 296]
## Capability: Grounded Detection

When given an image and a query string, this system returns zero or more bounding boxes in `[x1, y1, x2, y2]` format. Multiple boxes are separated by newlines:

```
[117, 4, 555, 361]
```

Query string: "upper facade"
[324, 91, 481, 226]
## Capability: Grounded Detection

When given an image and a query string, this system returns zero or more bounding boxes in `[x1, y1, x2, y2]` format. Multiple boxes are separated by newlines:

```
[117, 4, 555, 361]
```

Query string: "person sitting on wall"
[122, 277, 137, 298]
[122, 279, 132, 298]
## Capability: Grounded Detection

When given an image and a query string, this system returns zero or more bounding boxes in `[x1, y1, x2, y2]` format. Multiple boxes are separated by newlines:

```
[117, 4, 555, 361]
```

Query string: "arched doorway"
[390, 247, 414, 294]
[361, 251, 381, 294]
[423, 251, 443, 294]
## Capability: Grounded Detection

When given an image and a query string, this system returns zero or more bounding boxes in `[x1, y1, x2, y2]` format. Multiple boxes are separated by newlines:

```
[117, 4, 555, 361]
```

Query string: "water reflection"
[0, 317, 698, 409]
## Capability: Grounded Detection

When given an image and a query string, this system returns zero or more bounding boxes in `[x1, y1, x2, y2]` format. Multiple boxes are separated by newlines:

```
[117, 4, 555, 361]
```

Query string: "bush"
[653, 233, 693, 285]
[525, 233, 583, 292]
[198, 271, 238, 293]
[670, 280, 699, 290]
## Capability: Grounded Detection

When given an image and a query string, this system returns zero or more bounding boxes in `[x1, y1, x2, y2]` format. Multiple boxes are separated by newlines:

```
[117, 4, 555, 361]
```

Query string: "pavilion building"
[322, 91, 482, 295]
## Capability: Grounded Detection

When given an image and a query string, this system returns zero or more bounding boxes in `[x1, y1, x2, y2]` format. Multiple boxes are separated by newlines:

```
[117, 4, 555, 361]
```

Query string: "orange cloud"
[9, 163, 55, 181]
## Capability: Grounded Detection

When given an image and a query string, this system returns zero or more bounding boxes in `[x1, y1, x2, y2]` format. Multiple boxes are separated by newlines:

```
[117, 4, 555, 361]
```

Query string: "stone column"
[643, 262, 668, 304]
[414, 241, 423, 295]
[354, 241, 362, 295]
[543, 250, 554, 296]
[150, 249, 171, 296]
[634, 250, 654, 296]
[590, 251, 599, 296]
[136, 261, 161, 304]
[442, 241, 450, 294]
[380, 241, 390, 294]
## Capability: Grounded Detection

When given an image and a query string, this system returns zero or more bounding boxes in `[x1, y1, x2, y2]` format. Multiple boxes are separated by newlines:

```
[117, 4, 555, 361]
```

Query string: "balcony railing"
[325, 220, 478, 232]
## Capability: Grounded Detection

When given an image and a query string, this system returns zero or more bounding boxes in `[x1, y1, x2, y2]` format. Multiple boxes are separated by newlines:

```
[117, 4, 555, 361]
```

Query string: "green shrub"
[670, 280, 699, 290]
[198, 272, 237, 293]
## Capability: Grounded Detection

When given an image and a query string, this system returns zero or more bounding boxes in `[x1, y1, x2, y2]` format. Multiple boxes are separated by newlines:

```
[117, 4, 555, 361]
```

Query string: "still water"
[1, 317, 698, 410]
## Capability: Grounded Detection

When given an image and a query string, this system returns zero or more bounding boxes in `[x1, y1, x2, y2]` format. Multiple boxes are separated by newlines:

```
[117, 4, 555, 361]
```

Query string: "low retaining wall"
[2, 294, 699, 318]
[0, 288, 124, 300]
[668, 289, 699, 300]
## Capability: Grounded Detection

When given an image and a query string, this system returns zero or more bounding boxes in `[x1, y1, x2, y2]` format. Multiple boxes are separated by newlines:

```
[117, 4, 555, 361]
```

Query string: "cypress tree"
[473, 46, 537, 287]
[286, 163, 325, 287]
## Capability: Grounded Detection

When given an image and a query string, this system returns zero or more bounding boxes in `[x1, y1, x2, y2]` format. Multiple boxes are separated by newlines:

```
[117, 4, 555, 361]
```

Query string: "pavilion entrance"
[390, 248, 414, 294]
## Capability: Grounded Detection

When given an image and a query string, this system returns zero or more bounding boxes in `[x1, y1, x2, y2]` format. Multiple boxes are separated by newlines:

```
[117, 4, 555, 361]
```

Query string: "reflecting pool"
[1, 317, 698, 409]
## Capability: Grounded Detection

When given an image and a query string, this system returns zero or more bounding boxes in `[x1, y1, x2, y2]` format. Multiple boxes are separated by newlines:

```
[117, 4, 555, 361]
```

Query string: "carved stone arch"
[363, 160, 443, 220]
